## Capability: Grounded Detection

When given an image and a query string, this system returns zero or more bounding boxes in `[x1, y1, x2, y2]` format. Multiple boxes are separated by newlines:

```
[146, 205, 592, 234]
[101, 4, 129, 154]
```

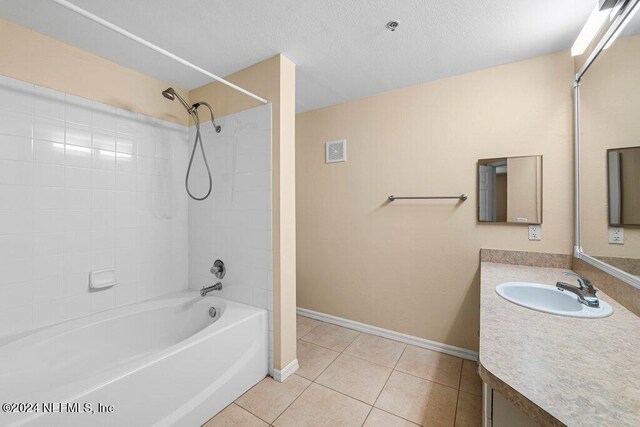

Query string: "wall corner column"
[273, 54, 297, 378]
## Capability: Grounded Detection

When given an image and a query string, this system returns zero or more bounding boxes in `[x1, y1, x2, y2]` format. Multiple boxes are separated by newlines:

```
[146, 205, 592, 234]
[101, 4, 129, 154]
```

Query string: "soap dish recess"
[90, 268, 118, 289]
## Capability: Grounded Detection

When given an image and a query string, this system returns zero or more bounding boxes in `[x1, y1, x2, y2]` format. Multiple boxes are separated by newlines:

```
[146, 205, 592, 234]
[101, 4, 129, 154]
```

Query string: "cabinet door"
[483, 383, 540, 427]
[492, 390, 540, 427]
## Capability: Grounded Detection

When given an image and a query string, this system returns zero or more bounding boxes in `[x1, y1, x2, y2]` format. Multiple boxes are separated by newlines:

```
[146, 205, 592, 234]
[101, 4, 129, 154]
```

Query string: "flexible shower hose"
[185, 110, 213, 201]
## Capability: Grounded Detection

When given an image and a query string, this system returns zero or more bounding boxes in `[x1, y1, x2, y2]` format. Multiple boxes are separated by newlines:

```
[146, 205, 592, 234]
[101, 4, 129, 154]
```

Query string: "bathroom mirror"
[608, 147, 640, 226]
[477, 156, 542, 224]
[575, 1, 640, 286]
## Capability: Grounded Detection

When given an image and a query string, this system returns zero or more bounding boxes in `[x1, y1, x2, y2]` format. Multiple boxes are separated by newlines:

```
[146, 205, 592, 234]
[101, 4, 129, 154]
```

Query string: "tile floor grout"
[297, 318, 454, 426]
[298, 317, 464, 425]
[270, 377, 314, 426]
[361, 341, 409, 426]
[209, 316, 481, 426]
[452, 360, 465, 426]
[299, 324, 467, 393]
[263, 320, 336, 425]
[299, 324, 378, 424]
[270, 319, 361, 425]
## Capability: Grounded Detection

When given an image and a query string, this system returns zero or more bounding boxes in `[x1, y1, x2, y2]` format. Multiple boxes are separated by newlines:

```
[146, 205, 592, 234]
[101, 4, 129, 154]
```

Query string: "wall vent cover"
[326, 139, 347, 163]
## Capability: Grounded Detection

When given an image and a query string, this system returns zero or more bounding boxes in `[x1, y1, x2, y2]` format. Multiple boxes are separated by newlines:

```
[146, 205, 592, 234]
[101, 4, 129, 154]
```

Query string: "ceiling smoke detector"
[386, 21, 399, 31]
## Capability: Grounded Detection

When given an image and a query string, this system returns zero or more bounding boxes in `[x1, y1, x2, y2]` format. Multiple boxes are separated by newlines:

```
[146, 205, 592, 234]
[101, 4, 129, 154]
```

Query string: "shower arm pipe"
[49, 0, 268, 105]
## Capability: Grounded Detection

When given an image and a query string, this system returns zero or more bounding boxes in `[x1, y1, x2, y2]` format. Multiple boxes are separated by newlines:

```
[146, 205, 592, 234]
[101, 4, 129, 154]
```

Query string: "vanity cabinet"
[483, 383, 540, 427]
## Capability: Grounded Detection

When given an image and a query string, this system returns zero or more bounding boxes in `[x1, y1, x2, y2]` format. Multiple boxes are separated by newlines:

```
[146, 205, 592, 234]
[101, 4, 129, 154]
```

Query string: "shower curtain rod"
[49, 0, 269, 105]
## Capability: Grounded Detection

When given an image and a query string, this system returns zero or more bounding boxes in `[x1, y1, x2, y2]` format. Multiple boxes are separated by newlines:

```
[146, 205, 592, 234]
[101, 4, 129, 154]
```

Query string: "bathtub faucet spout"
[201, 282, 223, 296]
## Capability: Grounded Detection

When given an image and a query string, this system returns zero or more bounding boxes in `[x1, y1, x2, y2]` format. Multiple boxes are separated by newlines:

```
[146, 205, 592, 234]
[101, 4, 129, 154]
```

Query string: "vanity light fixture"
[571, 4, 611, 56]
[604, 0, 640, 49]
[607, 0, 627, 21]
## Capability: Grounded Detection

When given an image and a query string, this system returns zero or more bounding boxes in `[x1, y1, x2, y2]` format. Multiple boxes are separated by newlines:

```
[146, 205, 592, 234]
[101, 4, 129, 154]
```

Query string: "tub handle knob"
[210, 259, 226, 279]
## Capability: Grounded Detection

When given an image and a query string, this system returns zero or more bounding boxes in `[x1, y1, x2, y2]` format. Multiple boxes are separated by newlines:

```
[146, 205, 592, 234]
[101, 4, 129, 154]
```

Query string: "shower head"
[161, 87, 193, 114]
[161, 88, 175, 100]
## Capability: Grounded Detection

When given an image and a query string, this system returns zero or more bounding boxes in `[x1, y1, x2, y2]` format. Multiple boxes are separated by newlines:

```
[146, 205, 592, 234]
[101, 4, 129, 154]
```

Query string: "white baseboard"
[272, 358, 299, 382]
[297, 307, 478, 361]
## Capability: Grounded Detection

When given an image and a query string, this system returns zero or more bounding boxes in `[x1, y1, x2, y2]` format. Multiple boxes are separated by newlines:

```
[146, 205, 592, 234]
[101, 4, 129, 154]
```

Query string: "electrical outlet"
[528, 224, 542, 241]
[609, 227, 624, 244]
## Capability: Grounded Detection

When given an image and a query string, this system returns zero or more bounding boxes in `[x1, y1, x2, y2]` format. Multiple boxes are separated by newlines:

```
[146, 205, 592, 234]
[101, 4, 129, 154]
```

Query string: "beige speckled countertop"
[479, 262, 640, 426]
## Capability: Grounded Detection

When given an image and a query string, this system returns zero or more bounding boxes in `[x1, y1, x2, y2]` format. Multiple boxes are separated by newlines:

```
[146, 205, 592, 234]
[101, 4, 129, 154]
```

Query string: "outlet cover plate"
[528, 224, 542, 241]
[609, 227, 624, 244]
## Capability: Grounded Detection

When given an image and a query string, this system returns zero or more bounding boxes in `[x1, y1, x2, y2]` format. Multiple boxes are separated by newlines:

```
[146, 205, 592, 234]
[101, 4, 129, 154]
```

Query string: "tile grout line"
[452, 360, 464, 427]
[269, 374, 314, 426]
[453, 392, 461, 427]
[306, 328, 381, 426]
[310, 324, 360, 381]
[304, 320, 418, 425]
[235, 398, 274, 425]
[231, 402, 270, 427]
[362, 343, 409, 426]
[210, 317, 480, 425]
[314, 319, 467, 425]
[296, 316, 321, 340]
[308, 344, 344, 380]
[233, 374, 283, 425]
[300, 319, 467, 390]
[311, 381, 374, 409]
[302, 318, 467, 421]
[391, 364, 463, 392]
[241, 318, 472, 426]
[371, 343, 429, 425]
[375, 407, 422, 426]
[361, 408, 374, 426]
[314, 325, 372, 421]
[210, 317, 481, 425]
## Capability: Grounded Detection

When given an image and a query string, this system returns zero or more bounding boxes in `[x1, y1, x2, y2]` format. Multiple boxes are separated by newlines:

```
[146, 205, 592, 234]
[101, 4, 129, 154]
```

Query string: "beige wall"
[191, 55, 298, 372]
[580, 33, 640, 259]
[0, 18, 190, 126]
[296, 51, 575, 351]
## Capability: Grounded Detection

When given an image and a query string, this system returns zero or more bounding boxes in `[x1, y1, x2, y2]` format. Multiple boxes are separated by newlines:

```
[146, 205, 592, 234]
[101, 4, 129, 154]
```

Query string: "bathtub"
[0, 291, 268, 426]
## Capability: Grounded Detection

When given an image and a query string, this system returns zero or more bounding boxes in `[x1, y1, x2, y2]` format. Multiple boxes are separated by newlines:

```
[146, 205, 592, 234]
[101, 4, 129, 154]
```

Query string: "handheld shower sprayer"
[162, 87, 192, 113]
[162, 87, 222, 201]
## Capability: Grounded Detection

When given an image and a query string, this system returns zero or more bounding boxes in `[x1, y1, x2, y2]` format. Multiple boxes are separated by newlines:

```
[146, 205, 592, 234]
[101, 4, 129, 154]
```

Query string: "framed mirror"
[477, 156, 542, 224]
[608, 147, 640, 227]
[575, 0, 640, 287]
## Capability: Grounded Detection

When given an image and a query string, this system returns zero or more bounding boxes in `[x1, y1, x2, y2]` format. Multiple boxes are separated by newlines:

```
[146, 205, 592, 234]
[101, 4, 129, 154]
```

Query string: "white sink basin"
[495, 282, 613, 318]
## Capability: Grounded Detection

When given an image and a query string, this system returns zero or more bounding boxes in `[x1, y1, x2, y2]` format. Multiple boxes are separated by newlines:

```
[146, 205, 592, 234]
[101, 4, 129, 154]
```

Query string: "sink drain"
[209, 307, 217, 318]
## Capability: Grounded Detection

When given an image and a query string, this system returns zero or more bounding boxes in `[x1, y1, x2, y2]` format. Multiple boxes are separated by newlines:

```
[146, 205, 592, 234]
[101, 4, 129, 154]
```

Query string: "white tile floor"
[204, 315, 482, 426]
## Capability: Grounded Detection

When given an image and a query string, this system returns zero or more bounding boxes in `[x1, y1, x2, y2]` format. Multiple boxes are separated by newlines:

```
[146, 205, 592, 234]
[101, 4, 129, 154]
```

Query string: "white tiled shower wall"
[0, 75, 190, 337]
[187, 104, 273, 366]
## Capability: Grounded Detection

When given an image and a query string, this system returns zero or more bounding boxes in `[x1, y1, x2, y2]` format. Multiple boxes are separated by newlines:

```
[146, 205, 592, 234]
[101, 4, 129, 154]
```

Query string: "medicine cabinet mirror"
[477, 155, 543, 224]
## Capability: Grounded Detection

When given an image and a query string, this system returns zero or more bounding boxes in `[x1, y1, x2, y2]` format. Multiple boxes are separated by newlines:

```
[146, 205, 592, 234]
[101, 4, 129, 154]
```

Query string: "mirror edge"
[574, 0, 640, 290]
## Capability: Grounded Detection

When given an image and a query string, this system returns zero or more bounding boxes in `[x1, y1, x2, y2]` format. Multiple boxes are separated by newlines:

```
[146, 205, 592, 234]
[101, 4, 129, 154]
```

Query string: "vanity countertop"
[479, 262, 640, 426]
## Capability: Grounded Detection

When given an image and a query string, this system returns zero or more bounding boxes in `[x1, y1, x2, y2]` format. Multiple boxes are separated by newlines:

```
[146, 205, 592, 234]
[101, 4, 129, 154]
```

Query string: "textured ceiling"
[0, 0, 594, 112]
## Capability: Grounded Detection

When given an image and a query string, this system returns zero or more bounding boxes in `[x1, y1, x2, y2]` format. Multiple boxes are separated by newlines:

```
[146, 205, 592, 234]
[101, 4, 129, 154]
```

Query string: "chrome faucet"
[201, 282, 222, 296]
[556, 272, 599, 308]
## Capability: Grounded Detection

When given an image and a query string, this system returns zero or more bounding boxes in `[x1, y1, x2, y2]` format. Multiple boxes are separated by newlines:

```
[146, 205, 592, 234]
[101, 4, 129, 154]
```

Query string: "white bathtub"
[0, 291, 268, 426]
